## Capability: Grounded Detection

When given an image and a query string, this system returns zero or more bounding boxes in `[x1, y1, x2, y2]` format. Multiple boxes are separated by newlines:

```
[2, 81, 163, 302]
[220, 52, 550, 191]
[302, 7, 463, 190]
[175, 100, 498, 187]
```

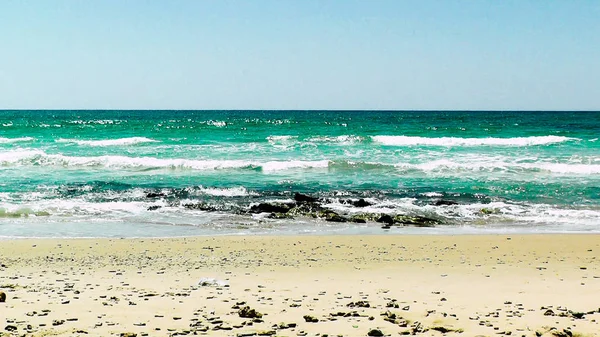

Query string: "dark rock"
[367, 329, 384, 336]
[431, 326, 462, 333]
[147, 205, 162, 211]
[250, 203, 293, 214]
[393, 215, 439, 227]
[294, 193, 318, 203]
[288, 202, 323, 217]
[543, 309, 555, 316]
[4, 325, 17, 332]
[352, 199, 372, 207]
[434, 199, 458, 206]
[0, 291, 5, 302]
[238, 306, 263, 319]
[570, 311, 585, 319]
[349, 213, 380, 223]
[552, 329, 573, 337]
[324, 211, 347, 223]
[146, 192, 166, 198]
[377, 214, 394, 225]
[303, 315, 319, 323]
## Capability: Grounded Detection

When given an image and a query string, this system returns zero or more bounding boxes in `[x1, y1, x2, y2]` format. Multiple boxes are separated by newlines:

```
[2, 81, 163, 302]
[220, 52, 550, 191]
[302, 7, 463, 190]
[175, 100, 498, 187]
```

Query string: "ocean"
[1, 110, 598, 238]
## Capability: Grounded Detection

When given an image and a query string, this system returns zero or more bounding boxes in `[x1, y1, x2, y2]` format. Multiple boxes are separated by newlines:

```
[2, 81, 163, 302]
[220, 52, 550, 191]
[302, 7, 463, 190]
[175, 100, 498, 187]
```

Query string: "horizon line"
[1, 109, 599, 112]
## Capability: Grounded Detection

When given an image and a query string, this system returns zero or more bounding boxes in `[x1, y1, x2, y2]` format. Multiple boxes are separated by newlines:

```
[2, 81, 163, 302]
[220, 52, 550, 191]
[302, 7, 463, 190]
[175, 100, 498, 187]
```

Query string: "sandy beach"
[1, 234, 599, 337]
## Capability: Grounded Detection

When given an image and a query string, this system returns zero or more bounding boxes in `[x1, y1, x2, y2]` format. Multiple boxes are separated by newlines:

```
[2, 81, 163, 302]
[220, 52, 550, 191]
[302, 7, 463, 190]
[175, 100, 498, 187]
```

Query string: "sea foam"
[0, 150, 331, 172]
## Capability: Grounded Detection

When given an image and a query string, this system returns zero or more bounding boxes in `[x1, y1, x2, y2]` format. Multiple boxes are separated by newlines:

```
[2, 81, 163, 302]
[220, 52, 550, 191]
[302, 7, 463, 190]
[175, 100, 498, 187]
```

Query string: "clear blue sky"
[1, 1, 599, 110]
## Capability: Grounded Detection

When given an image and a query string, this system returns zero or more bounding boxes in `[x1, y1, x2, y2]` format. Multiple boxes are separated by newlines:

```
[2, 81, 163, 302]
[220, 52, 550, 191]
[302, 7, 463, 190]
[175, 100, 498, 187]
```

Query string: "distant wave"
[371, 135, 577, 147]
[0, 136, 34, 143]
[331, 159, 600, 175]
[264, 135, 576, 147]
[56, 137, 158, 146]
[266, 135, 298, 143]
[266, 135, 364, 145]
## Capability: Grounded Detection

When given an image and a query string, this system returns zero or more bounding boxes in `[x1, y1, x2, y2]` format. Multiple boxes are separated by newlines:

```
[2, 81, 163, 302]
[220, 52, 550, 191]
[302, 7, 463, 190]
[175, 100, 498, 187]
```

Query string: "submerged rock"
[349, 216, 367, 223]
[183, 203, 218, 212]
[268, 212, 293, 219]
[324, 213, 347, 223]
[393, 215, 439, 227]
[480, 207, 500, 215]
[433, 199, 458, 206]
[313, 210, 348, 222]
[352, 198, 373, 207]
[287, 202, 323, 217]
[350, 213, 380, 223]
[146, 192, 166, 198]
[250, 202, 293, 214]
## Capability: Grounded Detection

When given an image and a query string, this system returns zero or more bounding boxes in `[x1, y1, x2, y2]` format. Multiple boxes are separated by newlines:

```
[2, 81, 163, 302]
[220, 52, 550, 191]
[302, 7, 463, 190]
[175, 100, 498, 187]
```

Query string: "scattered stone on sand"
[238, 306, 263, 319]
[0, 291, 6, 302]
[303, 315, 319, 323]
[367, 328, 384, 336]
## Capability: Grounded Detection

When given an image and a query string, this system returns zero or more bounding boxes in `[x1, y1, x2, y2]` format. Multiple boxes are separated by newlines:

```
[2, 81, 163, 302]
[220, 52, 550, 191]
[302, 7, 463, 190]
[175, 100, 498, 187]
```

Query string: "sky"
[0, 0, 599, 110]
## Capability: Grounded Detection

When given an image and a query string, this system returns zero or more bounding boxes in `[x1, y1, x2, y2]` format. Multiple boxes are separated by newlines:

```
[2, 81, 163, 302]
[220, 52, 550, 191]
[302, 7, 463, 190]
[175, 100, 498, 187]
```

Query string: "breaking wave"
[371, 135, 578, 147]
[1, 150, 598, 175]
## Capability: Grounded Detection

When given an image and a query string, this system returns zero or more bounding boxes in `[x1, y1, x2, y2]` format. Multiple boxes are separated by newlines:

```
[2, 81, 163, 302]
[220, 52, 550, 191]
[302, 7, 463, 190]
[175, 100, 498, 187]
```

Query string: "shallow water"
[1, 110, 599, 237]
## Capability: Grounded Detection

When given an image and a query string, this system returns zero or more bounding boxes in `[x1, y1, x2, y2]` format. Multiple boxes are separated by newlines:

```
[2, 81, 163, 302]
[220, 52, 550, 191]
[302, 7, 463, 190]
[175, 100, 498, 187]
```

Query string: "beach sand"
[1, 234, 599, 336]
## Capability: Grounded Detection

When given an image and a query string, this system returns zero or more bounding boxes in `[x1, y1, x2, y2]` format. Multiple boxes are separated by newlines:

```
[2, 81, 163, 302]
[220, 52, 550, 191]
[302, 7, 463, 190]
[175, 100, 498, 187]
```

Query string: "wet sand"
[1, 234, 599, 336]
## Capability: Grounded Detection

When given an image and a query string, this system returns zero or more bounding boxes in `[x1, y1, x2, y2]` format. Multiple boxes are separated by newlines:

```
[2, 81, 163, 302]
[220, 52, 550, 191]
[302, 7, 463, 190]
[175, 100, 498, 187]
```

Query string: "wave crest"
[56, 137, 158, 146]
[0, 137, 34, 143]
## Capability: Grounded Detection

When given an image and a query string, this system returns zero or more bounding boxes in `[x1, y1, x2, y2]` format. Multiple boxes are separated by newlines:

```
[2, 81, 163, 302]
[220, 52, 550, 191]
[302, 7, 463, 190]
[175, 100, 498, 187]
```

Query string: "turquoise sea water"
[1, 110, 599, 237]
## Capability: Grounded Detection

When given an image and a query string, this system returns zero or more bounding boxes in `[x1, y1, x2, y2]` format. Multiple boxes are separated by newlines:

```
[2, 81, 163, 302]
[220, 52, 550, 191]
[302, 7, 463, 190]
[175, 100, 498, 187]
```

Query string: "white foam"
[56, 137, 158, 146]
[422, 192, 444, 197]
[0, 136, 34, 143]
[394, 159, 600, 175]
[308, 135, 364, 144]
[197, 186, 258, 197]
[267, 135, 297, 142]
[372, 135, 577, 147]
[0, 150, 331, 172]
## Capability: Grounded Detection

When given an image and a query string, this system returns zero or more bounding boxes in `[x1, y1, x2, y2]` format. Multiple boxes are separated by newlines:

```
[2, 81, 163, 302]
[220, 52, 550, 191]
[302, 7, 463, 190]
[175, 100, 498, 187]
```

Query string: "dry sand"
[1, 234, 599, 337]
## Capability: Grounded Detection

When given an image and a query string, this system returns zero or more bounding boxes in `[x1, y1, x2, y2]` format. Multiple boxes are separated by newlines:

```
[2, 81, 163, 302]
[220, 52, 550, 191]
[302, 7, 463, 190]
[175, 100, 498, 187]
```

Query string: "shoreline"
[1, 234, 599, 336]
